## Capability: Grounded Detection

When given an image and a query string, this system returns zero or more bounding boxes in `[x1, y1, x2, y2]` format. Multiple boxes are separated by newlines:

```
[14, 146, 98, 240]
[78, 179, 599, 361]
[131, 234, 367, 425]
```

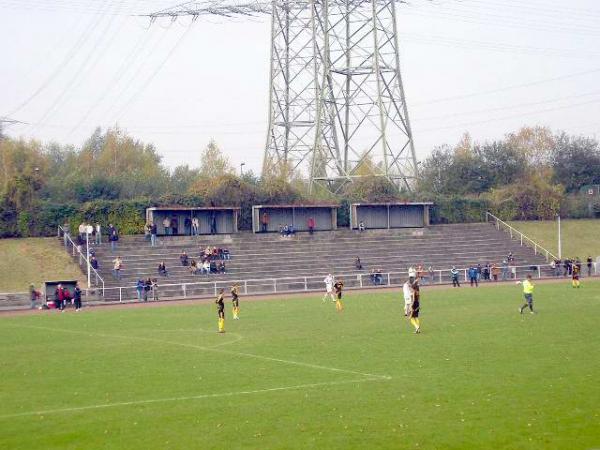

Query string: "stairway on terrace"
[87, 223, 550, 299]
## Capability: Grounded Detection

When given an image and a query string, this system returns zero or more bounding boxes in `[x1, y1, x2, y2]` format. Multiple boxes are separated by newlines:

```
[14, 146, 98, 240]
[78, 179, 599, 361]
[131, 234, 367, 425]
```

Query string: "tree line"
[0, 125, 598, 237]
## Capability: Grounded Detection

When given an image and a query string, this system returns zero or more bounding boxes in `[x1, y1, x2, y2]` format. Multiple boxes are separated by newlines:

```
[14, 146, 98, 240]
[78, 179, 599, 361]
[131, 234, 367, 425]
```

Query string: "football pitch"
[1, 281, 599, 449]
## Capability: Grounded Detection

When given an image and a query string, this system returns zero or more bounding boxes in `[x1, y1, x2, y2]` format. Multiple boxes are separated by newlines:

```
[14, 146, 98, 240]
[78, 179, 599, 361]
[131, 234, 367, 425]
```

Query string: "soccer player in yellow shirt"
[517, 274, 535, 314]
[572, 265, 581, 288]
[231, 284, 240, 319]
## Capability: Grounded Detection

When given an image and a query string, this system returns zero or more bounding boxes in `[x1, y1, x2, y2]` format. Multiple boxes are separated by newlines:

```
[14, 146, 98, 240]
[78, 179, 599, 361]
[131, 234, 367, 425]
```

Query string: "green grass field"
[1, 282, 599, 450]
[0, 238, 85, 292]
[508, 219, 600, 258]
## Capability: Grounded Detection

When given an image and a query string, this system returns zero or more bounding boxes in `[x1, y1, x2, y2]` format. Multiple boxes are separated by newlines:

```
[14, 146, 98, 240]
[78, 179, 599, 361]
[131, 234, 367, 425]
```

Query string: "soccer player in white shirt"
[402, 280, 413, 316]
[322, 274, 336, 302]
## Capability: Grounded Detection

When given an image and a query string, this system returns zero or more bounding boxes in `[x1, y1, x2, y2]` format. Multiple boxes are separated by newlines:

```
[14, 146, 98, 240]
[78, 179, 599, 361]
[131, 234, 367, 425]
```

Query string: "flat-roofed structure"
[146, 207, 240, 235]
[252, 204, 338, 233]
[350, 202, 432, 229]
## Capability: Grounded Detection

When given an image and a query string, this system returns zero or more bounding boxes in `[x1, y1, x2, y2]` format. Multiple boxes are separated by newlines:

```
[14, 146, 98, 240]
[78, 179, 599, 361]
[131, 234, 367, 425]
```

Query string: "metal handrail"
[101, 263, 561, 302]
[485, 212, 558, 262]
[58, 225, 105, 296]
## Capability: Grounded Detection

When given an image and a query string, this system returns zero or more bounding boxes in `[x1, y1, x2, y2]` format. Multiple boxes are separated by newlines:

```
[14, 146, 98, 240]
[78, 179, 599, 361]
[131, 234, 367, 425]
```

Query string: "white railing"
[101, 263, 567, 302]
[485, 212, 558, 262]
[58, 225, 105, 296]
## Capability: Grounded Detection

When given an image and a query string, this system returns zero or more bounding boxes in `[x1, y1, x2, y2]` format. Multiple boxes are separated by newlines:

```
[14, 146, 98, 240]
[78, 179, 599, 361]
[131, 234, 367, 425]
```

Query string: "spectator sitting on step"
[189, 259, 198, 275]
[358, 220, 365, 232]
[180, 251, 189, 266]
[223, 248, 230, 260]
[507, 252, 514, 263]
[217, 261, 226, 273]
[282, 224, 289, 237]
[355, 256, 363, 270]
[202, 260, 210, 275]
[288, 224, 296, 236]
[210, 260, 218, 274]
[217, 247, 224, 259]
[212, 247, 218, 258]
[158, 261, 168, 277]
[204, 246, 211, 259]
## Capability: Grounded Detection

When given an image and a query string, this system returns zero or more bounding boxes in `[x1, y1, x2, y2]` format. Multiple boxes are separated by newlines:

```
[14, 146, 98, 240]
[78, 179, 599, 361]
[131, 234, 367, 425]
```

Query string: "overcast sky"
[2, 0, 600, 175]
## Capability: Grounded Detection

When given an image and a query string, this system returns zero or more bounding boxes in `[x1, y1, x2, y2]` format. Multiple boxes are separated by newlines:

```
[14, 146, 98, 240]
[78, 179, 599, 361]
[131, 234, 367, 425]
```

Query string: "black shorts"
[336, 292, 342, 300]
[232, 298, 239, 307]
[524, 293, 533, 304]
[217, 305, 224, 316]
[410, 310, 419, 318]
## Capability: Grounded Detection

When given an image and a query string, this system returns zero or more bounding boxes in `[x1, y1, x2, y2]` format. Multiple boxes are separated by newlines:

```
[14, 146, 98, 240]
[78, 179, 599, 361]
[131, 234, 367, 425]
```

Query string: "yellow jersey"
[523, 280, 534, 294]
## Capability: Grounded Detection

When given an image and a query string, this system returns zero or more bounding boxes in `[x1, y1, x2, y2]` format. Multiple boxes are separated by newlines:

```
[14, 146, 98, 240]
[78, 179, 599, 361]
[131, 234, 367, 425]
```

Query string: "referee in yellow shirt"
[518, 274, 535, 314]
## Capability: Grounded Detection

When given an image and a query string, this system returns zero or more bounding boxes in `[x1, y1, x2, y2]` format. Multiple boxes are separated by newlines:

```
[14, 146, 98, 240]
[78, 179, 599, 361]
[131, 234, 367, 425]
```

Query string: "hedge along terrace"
[1, 125, 599, 237]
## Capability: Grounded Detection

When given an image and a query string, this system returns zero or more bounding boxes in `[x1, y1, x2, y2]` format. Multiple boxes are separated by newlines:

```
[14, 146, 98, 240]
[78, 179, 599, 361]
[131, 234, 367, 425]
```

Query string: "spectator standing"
[95, 223, 101, 245]
[468, 266, 478, 287]
[151, 279, 159, 301]
[210, 213, 217, 234]
[63, 222, 70, 247]
[491, 264, 500, 281]
[428, 266, 435, 284]
[587, 256, 593, 277]
[112, 256, 122, 280]
[144, 278, 152, 301]
[501, 259, 509, 280]
[73, 283, 82, 311]
[451, 266, 460, 287]
[184, 217, 192, 235]
[136, 279, 145, 301]
[163, 217, 171, 235]
[476, 263, 482, 282]
[150, 222, 157, 247]
[192, 217, 199, 236]
[171, 217, 178, 236]
[90, 255, 99, 270]
[29, 283, 39, 309]
[307, 217, 315, 235]
[261, 212, 269, 233]
[78, 222, 86, 242]
[408, 266, 416, 284]
[358, 220, 365, 232]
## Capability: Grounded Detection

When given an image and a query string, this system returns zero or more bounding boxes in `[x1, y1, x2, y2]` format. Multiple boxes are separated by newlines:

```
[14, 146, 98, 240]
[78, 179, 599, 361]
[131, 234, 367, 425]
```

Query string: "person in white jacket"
[402, 280, 413, 316]
[322, 273, 336, 302]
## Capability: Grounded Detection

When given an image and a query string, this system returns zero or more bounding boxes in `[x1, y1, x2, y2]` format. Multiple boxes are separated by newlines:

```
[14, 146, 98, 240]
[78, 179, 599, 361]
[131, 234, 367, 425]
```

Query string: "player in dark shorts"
[216, 288, 225, 333]
[572, 264, 581, 288]
[231, 284, 240, 319]
[333, 279, 344, 312]
[409, 280, 421, 333]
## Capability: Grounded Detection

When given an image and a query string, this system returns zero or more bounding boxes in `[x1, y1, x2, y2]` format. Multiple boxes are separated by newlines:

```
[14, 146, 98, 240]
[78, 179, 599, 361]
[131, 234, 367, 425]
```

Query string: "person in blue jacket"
[468, 266, 479, 287]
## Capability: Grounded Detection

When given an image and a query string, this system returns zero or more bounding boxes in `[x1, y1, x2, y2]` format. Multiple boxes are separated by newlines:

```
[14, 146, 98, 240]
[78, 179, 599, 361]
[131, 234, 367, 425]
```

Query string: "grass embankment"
[1, 282, 599, 449]
[508, 218, 600, 258]
[0, 238, 85, 292]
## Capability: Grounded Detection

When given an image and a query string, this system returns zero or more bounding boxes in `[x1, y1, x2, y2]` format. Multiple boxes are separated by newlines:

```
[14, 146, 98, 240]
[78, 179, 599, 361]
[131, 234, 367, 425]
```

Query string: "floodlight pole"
[557, 215, 562, 260]
[86, 231, 91, 288]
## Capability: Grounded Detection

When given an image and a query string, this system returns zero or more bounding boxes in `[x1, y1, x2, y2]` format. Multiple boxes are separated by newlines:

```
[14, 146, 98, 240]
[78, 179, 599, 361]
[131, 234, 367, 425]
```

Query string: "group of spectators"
[261, 213, 317, 235]
[135, 278, 159, 301]
[52, 283, 83, 311]
[550, 257, 594, 277]
[69, 222, 119, 251]
[177, 246, 231, 276]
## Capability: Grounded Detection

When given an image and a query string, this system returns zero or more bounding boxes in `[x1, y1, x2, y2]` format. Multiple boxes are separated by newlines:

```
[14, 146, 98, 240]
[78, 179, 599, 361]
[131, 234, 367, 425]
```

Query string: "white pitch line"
[0, 378, 387, 420]
[12, 325, 391, 381]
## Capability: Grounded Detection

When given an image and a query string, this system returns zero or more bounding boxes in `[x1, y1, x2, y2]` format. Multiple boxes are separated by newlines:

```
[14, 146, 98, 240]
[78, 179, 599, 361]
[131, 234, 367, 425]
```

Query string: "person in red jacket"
[307, 217, 315, 235]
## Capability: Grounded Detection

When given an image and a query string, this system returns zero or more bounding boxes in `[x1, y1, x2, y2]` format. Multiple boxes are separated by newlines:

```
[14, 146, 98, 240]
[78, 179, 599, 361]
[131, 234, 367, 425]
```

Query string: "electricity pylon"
[147, 0, 418, 192]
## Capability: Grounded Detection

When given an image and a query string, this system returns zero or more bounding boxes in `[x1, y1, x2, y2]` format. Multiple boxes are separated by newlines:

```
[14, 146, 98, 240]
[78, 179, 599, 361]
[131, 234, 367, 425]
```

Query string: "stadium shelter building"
[145, 206, 240, 235]
[252, 204, 338, 233]
[349, 202, 433, 229]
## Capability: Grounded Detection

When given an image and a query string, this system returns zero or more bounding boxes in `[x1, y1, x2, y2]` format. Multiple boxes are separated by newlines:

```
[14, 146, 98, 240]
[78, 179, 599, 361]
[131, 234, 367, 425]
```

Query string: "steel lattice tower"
[147, 0, 418, 192]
